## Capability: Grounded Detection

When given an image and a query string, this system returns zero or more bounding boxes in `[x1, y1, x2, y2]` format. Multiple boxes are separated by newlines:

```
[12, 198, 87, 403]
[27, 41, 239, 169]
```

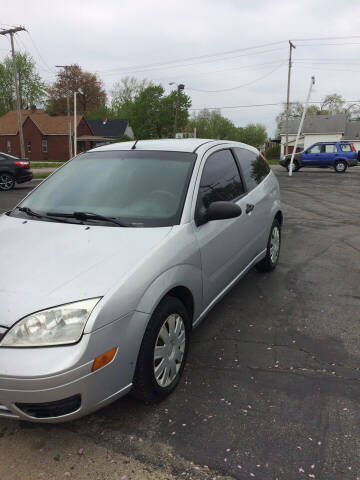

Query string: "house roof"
[343, 121, 360, 140]
[0, 109, 83, 135]
[280, 114, 347, 135]
[87, 119, 129, 138]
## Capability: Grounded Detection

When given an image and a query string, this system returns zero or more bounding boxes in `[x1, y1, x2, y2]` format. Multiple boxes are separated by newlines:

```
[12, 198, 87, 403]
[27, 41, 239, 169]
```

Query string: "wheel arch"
[275, 210, 283, 227]
[135, 264, 202, 327]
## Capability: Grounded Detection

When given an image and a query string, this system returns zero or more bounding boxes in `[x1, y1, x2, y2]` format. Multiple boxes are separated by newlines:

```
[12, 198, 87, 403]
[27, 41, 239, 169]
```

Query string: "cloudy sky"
[2, 0, 360, 135]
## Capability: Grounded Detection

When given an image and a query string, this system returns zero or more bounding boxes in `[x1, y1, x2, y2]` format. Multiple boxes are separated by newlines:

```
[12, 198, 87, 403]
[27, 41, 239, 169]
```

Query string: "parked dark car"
[280, 142, 359, 173]
[0, 153, 33, 191]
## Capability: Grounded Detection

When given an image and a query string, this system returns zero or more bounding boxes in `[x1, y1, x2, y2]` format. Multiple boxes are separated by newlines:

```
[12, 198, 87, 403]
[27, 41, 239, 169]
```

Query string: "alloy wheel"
[153, 313, 186, 388]
[0, 174, 14, 191]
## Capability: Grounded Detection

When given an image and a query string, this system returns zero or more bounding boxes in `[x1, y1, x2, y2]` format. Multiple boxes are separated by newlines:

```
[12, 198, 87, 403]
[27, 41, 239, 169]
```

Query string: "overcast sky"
[2, 0, 360, 136]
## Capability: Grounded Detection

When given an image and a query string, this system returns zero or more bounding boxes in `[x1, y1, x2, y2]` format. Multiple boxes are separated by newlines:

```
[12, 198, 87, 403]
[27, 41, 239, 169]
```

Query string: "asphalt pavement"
[0, 166, 360, 480]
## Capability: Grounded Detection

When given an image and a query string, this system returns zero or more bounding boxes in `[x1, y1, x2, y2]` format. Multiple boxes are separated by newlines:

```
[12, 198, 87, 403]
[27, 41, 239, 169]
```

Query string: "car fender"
[135, 264, 203, 323]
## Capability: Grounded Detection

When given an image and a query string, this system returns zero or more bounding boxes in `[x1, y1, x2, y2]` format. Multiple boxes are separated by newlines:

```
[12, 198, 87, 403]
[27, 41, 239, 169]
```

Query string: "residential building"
[0, 108, 92, 160]
[0, 109, 135, 160]
[280, 114, 360, 156]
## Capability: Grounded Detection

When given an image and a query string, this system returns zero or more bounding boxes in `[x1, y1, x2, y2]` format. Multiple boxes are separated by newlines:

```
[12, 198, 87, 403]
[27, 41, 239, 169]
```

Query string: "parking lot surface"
[0, 166, 360, 480]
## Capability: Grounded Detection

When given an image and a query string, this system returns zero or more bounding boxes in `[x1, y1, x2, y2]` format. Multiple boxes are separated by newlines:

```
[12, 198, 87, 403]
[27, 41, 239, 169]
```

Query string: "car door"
[320, 143, 337, 166]
[233, 148, 273, 257]
[192, 148, 256, 307]
[302, 143, 322, 166]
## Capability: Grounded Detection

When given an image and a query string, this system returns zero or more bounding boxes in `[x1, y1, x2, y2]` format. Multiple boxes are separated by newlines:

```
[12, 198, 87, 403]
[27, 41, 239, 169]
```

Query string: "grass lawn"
[30, 162, 65, 168]
[33, 171, 53, 180]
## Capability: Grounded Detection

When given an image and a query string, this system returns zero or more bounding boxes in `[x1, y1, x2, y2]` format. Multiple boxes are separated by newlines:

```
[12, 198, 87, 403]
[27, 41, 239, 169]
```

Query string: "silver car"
[0, 139, 282, 422]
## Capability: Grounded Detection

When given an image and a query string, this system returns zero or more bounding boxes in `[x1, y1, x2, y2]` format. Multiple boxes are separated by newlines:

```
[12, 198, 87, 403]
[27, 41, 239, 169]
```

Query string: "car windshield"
[13, 150, 196, 227]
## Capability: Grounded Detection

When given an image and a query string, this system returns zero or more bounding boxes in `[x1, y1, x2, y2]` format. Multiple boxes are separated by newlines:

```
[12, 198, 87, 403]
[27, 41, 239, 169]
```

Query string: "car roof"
[315, 141, 351, 144]
[91, 138, 258, 154]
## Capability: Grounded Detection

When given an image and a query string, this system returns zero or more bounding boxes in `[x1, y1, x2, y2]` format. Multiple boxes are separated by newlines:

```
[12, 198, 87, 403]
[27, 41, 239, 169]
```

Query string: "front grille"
[16, 394, 81, 419]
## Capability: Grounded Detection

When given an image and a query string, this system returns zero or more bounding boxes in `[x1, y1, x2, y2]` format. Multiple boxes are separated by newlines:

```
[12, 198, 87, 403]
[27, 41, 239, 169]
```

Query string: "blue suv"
[280, 142, 359, 173]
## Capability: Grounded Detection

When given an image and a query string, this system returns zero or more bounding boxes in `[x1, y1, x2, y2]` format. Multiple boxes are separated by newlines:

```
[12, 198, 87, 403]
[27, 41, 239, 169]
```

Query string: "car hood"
[0, 215, 172, 328]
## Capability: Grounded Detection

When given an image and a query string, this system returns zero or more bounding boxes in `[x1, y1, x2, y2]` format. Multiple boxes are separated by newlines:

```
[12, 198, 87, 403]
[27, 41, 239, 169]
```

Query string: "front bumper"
[0, 310, 150, 422]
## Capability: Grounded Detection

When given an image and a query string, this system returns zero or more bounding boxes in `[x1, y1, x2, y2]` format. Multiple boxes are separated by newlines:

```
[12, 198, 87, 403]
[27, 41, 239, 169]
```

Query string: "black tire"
[132, 296, 190, 403]
[256, 219, 281, 273]
[334, 160, 347, 173]
[286, 159, 300, 172]
[0, 173, 15, 191]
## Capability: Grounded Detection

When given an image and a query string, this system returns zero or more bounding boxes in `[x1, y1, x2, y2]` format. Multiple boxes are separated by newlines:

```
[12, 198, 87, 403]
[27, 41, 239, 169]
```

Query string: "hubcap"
[270, 226, 280, 264]
[0, 174, 14, 190]
[336, 162, 345, 171]
[153, 314, 186, 388]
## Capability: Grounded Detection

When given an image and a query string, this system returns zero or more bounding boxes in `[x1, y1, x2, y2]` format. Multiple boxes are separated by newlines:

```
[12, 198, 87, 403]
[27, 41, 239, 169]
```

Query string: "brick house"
[0, 108, 93, 161]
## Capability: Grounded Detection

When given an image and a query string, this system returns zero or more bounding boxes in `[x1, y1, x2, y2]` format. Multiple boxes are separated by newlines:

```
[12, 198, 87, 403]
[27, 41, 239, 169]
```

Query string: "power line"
[189, 99, 360, 111]
[99, 46, 289, 77]
[25, 31, 55, 73]
[187, 63, 285, 93]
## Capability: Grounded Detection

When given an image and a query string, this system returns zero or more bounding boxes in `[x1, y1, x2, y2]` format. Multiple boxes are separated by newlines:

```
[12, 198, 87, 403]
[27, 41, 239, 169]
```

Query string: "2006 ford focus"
[0, 139, 282, 422]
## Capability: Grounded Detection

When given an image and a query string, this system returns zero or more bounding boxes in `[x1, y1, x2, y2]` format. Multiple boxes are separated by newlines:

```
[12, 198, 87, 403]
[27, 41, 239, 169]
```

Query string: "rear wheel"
[132, 296, 190, 403]
[256, 219, 281, 272]
[334, 160, 347, 173]
[0, 173, 15, 191]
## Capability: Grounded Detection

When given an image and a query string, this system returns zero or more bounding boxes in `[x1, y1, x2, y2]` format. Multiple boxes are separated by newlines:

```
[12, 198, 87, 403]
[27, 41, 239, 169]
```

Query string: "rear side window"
[340, 144, 352, 152]
[199, 149, 245, 208]
[323, 144, 337, 153]
[233, 148, 270, 191]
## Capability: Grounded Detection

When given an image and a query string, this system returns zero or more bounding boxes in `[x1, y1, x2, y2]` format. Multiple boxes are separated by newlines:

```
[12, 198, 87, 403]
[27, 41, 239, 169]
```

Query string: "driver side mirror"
[196, 201, 242, 226]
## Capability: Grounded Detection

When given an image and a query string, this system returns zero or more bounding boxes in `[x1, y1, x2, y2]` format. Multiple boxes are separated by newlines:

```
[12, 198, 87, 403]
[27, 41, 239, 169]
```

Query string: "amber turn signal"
[92, 347, 118, 372]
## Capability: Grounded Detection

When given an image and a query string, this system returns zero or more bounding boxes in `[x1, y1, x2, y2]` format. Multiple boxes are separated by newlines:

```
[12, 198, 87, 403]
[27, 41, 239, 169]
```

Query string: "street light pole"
[56, 65, 73, 159]
[170, 83, 185, 138]
[74, 91, 77, 156]
[289, 76, 315, 177]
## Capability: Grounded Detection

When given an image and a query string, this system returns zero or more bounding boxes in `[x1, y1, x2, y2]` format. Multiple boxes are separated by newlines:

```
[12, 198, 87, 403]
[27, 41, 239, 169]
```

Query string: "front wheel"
[132, 296, 190, 403]
[0, 173, 15, 191]
[334, 160, 347, 173]
[256, 219, 281, 272]
[286, 159, 300, 172]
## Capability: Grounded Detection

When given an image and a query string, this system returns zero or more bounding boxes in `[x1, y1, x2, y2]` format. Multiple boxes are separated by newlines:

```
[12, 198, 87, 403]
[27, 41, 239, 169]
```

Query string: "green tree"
[235, 123, 267, 147]
[111, 76, 152, 113]
[0, 52, 46, 115]
[113, 83, 191, 139]
[188, 109, 237, 139]
[320, 93, 346, 114]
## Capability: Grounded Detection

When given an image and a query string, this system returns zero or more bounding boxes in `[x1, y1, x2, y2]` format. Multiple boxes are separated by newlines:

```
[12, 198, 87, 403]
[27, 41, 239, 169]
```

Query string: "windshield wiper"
[17, 207, 71, 224]
[46, 211, 127, 227]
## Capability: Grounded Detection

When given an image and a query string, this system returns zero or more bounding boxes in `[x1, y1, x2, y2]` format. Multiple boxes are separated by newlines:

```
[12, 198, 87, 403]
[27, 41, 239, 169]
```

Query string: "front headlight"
[1, 298, 101, 347]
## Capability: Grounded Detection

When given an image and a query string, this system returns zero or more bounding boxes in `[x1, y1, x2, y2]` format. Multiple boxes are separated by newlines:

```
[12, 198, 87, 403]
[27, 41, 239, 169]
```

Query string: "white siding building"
[280, 114, 360, 157]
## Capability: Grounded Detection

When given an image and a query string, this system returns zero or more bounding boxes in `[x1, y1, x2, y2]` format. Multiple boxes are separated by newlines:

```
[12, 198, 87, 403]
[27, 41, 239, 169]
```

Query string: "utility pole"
[284, 40, 296, 157]
[0, 26, 26, 158]
[56, 65, 73, 159]
[170, 83, 185, 138]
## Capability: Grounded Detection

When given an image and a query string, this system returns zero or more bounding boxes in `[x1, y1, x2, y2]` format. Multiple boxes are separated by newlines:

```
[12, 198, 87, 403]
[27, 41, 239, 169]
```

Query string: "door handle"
[246, 204, 255, 214]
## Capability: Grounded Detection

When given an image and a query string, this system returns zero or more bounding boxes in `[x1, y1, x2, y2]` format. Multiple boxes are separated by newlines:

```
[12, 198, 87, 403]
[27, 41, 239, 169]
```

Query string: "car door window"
[324, 144, 337, 153]
[233, 148, 270, 192]
[307, 144, 321, 154]
[198, 149, 245, 208]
